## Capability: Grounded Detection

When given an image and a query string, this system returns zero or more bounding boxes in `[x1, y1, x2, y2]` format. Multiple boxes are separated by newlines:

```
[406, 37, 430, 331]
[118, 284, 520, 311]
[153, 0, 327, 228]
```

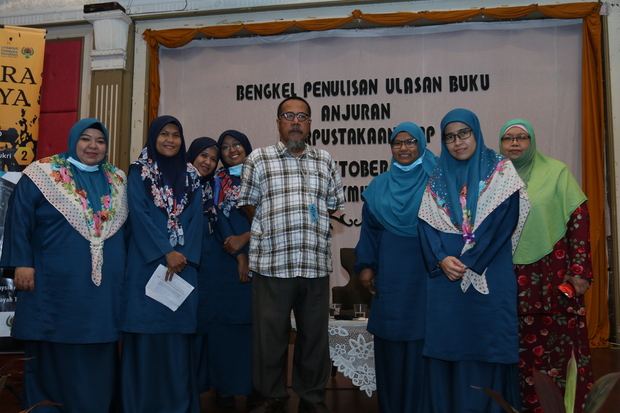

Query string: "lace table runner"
[328, 319, 376, 396]
[291, 317, 376, 396]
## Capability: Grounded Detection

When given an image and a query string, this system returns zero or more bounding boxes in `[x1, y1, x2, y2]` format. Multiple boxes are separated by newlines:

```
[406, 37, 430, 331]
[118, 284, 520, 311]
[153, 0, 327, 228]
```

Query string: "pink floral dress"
[516, 202, 593, 413]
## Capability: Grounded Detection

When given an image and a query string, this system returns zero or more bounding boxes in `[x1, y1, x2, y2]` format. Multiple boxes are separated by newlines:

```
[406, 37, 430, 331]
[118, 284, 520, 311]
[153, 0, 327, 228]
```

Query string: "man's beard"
[285, 138, 306, 154]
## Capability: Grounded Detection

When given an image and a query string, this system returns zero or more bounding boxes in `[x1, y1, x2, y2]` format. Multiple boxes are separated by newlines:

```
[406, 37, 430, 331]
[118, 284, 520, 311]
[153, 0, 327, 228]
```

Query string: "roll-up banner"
[0, 25, 46, 352]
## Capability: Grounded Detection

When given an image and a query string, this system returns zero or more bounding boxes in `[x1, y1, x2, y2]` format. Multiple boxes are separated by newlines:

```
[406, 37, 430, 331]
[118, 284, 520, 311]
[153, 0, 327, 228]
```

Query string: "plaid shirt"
[238, 141, 345, 278]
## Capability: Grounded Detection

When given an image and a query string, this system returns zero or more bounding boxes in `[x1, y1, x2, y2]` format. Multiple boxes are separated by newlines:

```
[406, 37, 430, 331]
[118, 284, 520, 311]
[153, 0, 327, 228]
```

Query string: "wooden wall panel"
[37, 39, 82, 159]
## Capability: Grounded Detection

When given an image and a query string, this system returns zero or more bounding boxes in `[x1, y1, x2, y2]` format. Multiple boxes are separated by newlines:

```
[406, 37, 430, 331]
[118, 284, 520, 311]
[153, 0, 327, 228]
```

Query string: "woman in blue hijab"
[120, 115, 203, 413]
[354, 122, 437, 412]
[201, 129, 255, 407]
[1, 118, 128, 412]
[417, 109, 529, 413]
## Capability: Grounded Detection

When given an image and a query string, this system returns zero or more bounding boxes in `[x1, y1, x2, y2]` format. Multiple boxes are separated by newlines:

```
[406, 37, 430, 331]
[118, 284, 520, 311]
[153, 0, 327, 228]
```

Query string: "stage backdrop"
[159, 19, 583, 288]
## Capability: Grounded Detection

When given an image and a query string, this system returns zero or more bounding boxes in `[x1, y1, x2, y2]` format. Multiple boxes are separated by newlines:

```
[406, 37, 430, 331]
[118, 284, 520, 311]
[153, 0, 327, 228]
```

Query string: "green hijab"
[499, 119, 586, 264]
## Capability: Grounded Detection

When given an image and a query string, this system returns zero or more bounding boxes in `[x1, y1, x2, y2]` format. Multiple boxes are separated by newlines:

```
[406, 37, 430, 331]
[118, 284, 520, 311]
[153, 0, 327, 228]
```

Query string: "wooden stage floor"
[1, 346, 619, 412]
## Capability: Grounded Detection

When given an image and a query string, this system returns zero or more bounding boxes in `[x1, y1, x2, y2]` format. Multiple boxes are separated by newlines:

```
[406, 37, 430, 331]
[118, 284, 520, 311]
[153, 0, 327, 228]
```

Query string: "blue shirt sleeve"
[182, 191, 203, 267]
[354, 203, 382, 275]
[418, 219, 448, 278]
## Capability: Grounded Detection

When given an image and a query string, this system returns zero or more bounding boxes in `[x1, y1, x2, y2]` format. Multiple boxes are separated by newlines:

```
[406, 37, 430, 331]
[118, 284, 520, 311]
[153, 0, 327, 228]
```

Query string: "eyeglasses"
[501, 134, 530, 142]
[280, 112, 309, 122]
[390, 138, 418, 149]
[443, 128, 473, 144]
[221, 142, 242, 152]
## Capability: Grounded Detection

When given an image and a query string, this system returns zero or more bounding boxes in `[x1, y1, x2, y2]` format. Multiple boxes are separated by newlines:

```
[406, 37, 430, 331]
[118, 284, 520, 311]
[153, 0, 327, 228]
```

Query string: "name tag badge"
[308, 203, 319, 222]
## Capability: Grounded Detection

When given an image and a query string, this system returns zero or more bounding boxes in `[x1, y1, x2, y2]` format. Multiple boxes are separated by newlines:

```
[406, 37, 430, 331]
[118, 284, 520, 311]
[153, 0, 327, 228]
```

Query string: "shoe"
[215, 393, 236, 408]
[250, 398, 286, 413]
[298, 399, 332, 413]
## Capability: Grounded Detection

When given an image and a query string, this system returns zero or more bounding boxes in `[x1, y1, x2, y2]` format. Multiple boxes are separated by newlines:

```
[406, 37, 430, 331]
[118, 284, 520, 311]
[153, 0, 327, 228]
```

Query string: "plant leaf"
[0, 357, 31, 375]
[471, 385, 520, 413]
[0, 374, 7, 390]
[564, 351, 577, 413]
[19, 401, 62, 413]
[583, 371, 620, 413]
[533, 365, 566, 413]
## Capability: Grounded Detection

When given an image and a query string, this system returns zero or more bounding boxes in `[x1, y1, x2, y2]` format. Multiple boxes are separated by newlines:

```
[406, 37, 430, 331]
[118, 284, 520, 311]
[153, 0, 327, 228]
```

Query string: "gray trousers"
[252, 273, 330, 403]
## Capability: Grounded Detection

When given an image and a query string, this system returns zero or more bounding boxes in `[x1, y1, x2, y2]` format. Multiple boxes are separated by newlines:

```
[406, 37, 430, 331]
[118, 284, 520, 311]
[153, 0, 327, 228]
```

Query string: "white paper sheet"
[145, 264, 194, 312]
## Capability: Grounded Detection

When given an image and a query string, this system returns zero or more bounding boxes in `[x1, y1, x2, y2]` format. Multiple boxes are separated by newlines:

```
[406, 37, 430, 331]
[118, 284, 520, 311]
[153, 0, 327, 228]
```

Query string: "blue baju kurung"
[202, 171, 252, 396]
[419, 192, 521, 413]
[120, 164, 203, 413]
[354, 203, 428, 413]
[1, 175, 126, 412]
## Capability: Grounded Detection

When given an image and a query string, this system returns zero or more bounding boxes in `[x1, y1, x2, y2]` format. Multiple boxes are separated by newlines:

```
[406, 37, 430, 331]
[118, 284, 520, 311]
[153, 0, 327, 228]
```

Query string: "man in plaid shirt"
[238, 96, 345, 413]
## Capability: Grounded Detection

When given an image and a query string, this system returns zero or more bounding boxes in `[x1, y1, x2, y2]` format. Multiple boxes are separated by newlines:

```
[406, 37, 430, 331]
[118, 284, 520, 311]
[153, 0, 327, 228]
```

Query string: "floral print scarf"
[24, 155, 128, 286]
[419, 109, 530, 294]
[419, 157, 530, 294]
[134, 147, 200, 246]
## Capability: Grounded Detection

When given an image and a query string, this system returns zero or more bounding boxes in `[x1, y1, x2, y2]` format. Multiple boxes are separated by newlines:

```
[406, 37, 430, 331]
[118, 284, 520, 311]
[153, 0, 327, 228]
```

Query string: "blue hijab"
[65, 118, 110, 212]
[431, 108, 504, 227]
[217, 129, 253, 171]
[215, 130, 253, 215]
[187, 136, 218, 179]
[362, 122, 437, 237]
[187, 137, 218, 218]
[143, 115, 189, 204]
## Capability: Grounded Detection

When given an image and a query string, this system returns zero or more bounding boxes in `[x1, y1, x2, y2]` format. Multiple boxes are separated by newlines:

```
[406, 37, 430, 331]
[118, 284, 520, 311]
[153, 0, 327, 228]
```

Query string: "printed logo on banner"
[21, 46, 35, 59]
[0, 312, 14, 336]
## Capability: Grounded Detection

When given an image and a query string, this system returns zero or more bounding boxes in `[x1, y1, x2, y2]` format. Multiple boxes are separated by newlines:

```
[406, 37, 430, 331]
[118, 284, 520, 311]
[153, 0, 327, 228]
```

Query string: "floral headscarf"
[419, 109, 530, 294]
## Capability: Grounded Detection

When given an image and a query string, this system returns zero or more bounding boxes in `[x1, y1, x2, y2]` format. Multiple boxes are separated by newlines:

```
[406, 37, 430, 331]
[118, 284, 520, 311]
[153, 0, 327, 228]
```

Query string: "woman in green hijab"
[500, 119, 593, 413]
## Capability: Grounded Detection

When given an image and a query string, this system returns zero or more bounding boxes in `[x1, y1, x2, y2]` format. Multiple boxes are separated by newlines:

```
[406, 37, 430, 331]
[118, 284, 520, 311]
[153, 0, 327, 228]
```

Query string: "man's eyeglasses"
[280, 112, 309, 122]
[221, 142, 242, 152]
[390, 138, 418, 149]
[443, 128, 473, 144]
[501, 134, 530, 142]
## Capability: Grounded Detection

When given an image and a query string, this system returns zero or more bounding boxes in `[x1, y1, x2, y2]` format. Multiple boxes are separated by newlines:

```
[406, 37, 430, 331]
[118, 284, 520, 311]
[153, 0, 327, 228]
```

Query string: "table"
[291, 317, 376, 396]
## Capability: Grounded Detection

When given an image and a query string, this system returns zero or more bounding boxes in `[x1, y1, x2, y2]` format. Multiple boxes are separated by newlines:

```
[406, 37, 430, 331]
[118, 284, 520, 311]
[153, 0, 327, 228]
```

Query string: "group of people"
[356, 109, 593, 412]
[0, 96, 344, 413]
[0, 97, 593, 413]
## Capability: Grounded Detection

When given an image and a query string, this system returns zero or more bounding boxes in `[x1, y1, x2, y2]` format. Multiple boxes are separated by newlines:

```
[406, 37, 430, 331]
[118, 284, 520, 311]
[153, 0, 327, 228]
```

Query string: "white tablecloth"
[328, 318, 376, 396]
[291, 317, 376, 396]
